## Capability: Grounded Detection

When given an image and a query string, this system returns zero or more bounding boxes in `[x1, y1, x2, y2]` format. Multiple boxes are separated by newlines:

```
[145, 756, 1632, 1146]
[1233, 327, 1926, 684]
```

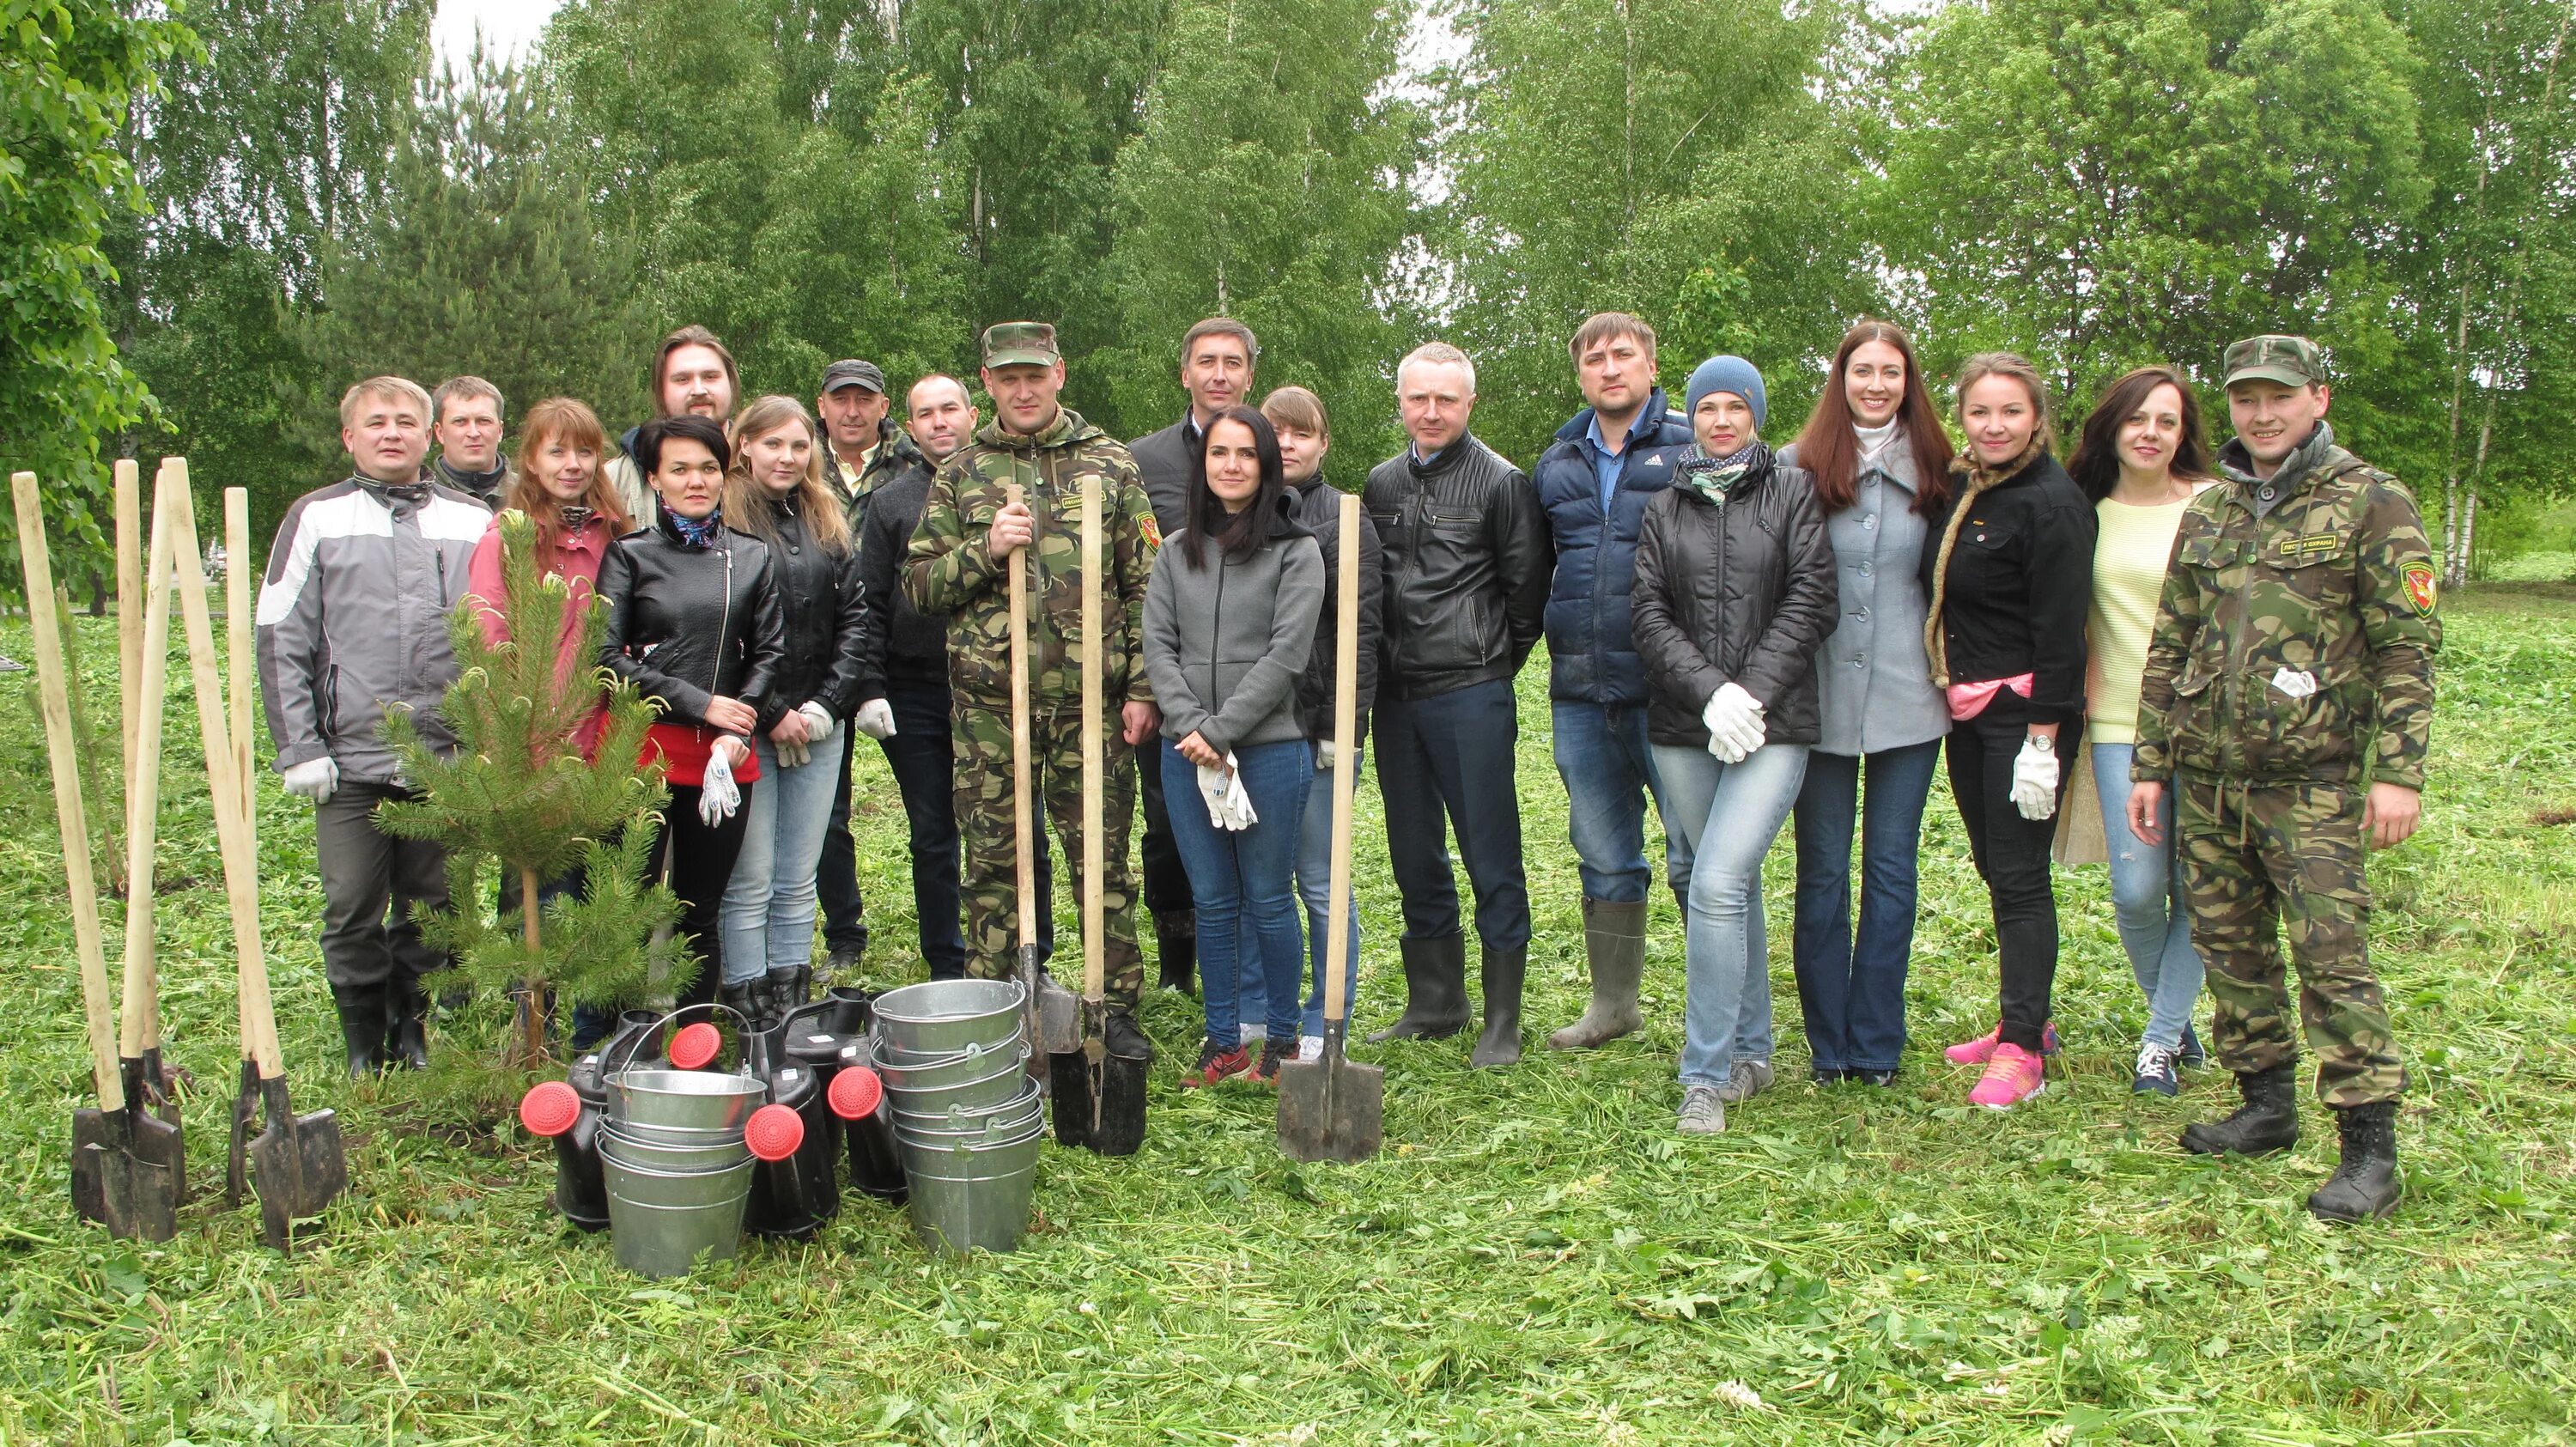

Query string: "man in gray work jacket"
[258, 376, 490, 1078]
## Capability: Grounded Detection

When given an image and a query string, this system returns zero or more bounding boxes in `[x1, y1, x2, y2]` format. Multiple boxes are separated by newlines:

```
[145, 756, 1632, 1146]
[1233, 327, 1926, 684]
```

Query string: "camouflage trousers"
[2176, 776, 2405, 1105]
[953, 702, 1145, 1013]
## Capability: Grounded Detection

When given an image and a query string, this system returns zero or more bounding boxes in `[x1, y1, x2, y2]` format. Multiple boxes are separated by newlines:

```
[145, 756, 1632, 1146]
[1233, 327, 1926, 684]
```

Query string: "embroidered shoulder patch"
[2401, 560, 2437, 617]
[1139, 514, 1162, 550]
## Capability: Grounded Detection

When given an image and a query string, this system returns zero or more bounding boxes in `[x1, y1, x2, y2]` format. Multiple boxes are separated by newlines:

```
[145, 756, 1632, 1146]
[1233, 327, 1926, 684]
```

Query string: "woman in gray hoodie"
[1143, 405, 1327, 1086]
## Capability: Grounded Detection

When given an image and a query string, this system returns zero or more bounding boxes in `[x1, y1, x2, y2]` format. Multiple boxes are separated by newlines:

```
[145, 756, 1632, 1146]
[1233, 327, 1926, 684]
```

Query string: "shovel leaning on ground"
[16, 472, 180, 1240]
[1005, 483, 1079, 1078]
[166, 463, 348, 1248]
[1049, 469, 1146, 1154]
[1278, 492, 1384, 1164]
[221, 486, 263, 1207]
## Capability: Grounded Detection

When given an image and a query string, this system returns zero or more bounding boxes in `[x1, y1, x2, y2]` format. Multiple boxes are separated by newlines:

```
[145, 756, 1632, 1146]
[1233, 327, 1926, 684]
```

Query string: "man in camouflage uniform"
[2129, 334, 2437, 1223]
[905, 323, 1160, 1061]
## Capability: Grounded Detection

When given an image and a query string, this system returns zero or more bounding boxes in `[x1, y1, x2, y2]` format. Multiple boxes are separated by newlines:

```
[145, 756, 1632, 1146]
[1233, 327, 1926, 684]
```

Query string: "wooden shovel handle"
[114, 462, 141, 786]
[1005, 483, 1038, 949]
[1079, 473, 1104, 1004]
[14, 473, 125, 1113]
[226, 489, 254, 849]
[117, 471, 176, 1059]
[164, 464, 283, 1079]
[1323, 494, 1361, 1027]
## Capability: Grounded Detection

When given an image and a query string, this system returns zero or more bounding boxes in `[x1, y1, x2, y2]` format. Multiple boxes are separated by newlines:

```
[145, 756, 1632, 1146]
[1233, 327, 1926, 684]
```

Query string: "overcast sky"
[433, 0, 562, 69]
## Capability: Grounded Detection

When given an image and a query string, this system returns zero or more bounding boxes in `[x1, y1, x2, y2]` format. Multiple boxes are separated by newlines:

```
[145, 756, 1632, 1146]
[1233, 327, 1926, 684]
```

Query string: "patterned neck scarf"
[661, 502, 722, 550]
[355, 475, 431, 508]
[559, 505, 597, 533]
[1676, 440, 1771, 507]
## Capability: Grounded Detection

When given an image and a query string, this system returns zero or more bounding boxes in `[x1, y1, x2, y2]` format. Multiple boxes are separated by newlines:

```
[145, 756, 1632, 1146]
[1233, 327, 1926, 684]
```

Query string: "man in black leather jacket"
[1363, 342, 1553, 1067]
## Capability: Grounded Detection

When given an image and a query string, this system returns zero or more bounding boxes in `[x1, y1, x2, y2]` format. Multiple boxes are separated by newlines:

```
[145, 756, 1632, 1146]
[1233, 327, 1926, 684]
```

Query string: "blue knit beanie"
[1684, 355, 1767, 433]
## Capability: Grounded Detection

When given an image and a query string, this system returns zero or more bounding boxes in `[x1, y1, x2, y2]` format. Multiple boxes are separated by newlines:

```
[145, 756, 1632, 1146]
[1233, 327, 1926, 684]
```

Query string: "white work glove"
[2011, 736, 2060, 820]
[776, 736, 810, 769]
[281, 757, 339, 804]
[854, 698, 897, 740]
[698, 744, 743, 826]
[799, 701, 839, 744]
[1315, 739, 1337, 770]
[1702, 682, 1766, 763]
[1197, 755, 1260, 831]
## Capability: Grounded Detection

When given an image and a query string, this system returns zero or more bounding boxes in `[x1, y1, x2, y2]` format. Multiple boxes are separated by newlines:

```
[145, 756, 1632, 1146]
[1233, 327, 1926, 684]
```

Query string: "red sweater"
[464, 514, 615, 760]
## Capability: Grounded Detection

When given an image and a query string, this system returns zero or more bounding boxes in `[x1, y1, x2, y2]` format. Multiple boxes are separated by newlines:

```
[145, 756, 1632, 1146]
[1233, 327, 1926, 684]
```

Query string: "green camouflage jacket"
[2133, 424, 2439, 789]
[902, 406, 1159, 711]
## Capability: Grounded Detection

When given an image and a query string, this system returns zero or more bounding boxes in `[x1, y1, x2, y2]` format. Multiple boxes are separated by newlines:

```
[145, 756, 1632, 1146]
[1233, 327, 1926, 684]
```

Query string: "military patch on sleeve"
[2401, 560, 2437, 616]
[1139, 514, 1162, 550]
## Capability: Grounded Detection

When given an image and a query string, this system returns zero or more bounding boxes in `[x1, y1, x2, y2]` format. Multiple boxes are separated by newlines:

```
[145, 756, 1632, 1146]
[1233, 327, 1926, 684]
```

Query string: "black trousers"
[1135, 735, 1195, 919]
[314, 780, 452, 999]
[1945, 713, 2071, 1053]
[817, 718, 870, 954]
[650, 781, 754, 1011]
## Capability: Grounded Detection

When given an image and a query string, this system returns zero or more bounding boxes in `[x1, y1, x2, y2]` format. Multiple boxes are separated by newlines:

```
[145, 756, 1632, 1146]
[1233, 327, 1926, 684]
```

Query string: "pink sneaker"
[1945, 1020, 2060, 1065]
[1968, 1043, 2046, 1110]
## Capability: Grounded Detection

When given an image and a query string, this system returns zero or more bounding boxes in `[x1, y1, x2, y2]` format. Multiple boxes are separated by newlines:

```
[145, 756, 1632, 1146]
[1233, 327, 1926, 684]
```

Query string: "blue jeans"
[1162, 739, 1313, 1045]
[1791, 740, 1941, 1073]
[719, 730, 846, 986]
[1293, 744, 1364, 1037]
[1654, 741, 1809, 1089]
[2092, 741, 2202, 1049]
[1551, 700, 1678, 903]
[1375, 678, 1532, 950]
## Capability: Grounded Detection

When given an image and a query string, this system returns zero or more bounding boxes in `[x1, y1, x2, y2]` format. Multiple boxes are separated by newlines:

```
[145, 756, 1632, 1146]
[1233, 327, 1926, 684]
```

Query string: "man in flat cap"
[2129, 333, 2439, 1222]
[904, 323, 1161, 1061]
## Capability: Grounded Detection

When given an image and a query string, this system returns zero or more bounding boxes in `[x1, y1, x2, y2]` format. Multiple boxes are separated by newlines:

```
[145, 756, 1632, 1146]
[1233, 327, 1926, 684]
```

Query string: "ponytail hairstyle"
[1788, 318, 1953, 517]
[721, 395, 850, 554]
[1184, 405, 1287, 570]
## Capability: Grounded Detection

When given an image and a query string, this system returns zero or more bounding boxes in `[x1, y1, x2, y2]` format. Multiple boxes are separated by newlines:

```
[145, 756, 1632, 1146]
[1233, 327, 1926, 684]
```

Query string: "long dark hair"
[1184, 405, 1286, 569]
[1790, 319, 1954, 518]
[2068, 366, 2213, 502]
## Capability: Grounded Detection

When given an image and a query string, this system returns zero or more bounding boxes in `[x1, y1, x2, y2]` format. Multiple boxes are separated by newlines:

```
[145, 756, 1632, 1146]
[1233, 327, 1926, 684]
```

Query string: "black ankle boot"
[1470, 946, 1527, 1068]
[719, 981, 768, 1031]
[2307, 1101, 2401, 1222]
[386, 980, 430, 1070]
[765, 964, 811, 1023]
[1154, 910, 1198, 994]
[335, 988, 387, 1079]
[1368, 933, 1470, 1043]
[2180, 1062, 2302, 1157]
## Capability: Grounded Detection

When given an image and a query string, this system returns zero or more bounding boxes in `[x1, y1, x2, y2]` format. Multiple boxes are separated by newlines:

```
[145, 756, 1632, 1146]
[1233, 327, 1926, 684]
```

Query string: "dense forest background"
[7, 0, 2573, 588]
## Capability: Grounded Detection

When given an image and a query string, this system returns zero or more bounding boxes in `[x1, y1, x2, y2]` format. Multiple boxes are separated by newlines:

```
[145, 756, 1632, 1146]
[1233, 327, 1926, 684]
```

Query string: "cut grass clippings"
[0, 586, 2570, 1444]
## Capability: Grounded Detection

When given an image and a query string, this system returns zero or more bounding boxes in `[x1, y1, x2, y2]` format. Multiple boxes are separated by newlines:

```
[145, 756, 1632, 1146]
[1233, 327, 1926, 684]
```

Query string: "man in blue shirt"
[1529, 313, 1693, 1049]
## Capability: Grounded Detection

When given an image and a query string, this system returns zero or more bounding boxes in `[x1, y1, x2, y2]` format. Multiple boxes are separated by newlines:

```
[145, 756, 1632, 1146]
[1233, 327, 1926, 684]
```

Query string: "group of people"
[252, 308, 2437, 1225]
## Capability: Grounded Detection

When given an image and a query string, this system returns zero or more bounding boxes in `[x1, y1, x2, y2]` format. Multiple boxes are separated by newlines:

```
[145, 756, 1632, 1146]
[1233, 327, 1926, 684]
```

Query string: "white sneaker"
[1297, 1035, 1324, 1063]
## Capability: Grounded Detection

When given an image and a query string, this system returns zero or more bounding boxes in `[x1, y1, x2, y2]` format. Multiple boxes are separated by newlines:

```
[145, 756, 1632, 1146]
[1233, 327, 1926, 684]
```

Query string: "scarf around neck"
[354, 474, 432, 508]
[661, 502, 723, 550]
[1676, 439, 1771, 507]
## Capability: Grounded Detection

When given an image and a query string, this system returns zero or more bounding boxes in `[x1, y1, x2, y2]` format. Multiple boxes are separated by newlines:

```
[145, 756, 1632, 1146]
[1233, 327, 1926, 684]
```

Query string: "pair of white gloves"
[770, 702, 844, 769]
[1196, 753, 1259, 831]
[1702, 683, 1766, 763]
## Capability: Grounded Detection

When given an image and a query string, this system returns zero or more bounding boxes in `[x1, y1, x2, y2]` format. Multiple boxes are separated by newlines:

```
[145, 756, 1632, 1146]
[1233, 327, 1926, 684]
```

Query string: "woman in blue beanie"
[1631, 356, 1838, 1134]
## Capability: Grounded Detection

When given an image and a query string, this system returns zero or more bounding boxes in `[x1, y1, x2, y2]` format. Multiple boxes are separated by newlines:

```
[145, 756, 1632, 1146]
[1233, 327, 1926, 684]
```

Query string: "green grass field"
[0, 587, 2570, 1445]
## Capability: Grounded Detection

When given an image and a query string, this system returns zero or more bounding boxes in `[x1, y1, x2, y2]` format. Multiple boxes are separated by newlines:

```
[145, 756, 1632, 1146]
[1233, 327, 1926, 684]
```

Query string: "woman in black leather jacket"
[714, 396, 867, 1021]
[598, 413, 787, 1014]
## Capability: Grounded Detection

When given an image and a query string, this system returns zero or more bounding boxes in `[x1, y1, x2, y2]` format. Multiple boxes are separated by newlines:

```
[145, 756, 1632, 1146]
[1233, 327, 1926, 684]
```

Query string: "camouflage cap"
[981, 321, 1060, 369]
[2223, 335, 2328, 389]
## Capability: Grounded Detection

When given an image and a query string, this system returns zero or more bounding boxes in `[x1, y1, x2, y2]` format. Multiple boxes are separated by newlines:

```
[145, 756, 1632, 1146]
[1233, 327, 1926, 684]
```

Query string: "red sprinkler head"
[519, 1079, 582, 1138]
[668, 1021, 722, 1070]
[745, 1103, 806, 1162]
[828, 1066, 884, 1121]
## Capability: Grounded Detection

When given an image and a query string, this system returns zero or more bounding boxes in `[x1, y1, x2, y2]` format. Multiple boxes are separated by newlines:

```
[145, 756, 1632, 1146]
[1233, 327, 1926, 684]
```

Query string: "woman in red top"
[464, 397, 629, 758]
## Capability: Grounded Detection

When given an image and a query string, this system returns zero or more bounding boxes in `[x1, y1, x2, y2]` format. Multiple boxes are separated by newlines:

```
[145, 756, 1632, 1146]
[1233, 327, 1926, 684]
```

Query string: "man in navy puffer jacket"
[1533, 313, 1693, 1049]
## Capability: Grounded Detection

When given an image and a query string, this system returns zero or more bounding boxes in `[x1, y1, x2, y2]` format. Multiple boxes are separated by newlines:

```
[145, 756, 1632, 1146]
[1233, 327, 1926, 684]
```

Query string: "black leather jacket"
[743, 495, 867, 729]
[853, 450, 951, 698]
[1631, 453, 1839, 748]
[598, 508, 788, 731]
[1290, 477, 1382, 743]
[1363, 435, 1552, 702]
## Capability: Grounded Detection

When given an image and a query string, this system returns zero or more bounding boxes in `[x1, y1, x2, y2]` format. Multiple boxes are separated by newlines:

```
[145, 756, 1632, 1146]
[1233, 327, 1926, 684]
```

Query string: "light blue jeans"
[1291, 743, 1364, 1037]
[1653, 741, 1810, 1089]
[1551, 701, 1678, 903]
[718, 729, 847, 986]
[2091, 741, 2203, 1049]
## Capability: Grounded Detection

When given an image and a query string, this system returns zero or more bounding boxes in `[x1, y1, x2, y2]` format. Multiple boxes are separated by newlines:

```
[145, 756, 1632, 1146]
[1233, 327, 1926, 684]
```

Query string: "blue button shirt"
[1586, 410, 1662, 510]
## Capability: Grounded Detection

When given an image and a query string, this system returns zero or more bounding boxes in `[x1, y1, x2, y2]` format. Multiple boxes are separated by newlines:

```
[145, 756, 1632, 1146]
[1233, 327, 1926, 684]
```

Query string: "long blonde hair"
[722, 395, 849, 554]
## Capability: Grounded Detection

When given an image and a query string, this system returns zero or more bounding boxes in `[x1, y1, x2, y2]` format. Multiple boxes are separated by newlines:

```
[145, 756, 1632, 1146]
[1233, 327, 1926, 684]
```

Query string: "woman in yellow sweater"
[2069, 367, 2215, 1096]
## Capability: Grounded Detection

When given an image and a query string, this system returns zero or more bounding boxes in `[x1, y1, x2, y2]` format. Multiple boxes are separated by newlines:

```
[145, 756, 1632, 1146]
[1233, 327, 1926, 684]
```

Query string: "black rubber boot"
[1368, 933, 1470, 1043]
[2180, 1062, 2302, 1157]
[720, 981, 769, 1031]
[1104, 1011, 1155, 1061]
[764, 964, 811, 1024]
[1548, 897, 1646, 1049]
[1154, 910, 1198, 994]
[2307, 1101, 2402, 1223]
[386, 978, 430, 1070]
[335, 988, 386, 1079]
[1470, 946, 1528, 1068]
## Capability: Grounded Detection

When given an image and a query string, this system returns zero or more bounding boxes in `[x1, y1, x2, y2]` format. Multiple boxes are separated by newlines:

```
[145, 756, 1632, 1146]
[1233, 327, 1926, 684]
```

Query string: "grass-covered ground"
[0, 586, 2571, 1445]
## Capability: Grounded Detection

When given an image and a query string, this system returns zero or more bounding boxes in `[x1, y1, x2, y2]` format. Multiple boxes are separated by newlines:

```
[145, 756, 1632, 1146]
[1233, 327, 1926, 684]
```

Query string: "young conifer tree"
[380, 510, 693, 1063]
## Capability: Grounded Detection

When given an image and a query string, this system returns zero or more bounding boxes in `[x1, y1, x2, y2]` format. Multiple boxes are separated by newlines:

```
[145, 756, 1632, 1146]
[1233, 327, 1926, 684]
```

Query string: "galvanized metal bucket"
[602, 1152, 755, 1278]
[870, 979, 1026, 1058]
[878, 1039, 1035, 1115]
[890, 1077, 1045, 1145]
[901, 1114, 1045, 1255]
[599, 1123, 750, 1176]
[606, 1067, 765, 1133]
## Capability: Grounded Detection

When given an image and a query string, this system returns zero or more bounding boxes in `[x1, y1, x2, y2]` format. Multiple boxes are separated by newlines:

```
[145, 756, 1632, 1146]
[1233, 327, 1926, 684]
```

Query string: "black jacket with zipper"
[598, 509, 788, 730]
[1289, 476, 1382, 745]
[743, 494, 868, 729]
[851, 453, 951, 700]
[1630, 453, 1839, 748]
[1917, 451, 2094, 731]
[1363, 434, 1552, 702]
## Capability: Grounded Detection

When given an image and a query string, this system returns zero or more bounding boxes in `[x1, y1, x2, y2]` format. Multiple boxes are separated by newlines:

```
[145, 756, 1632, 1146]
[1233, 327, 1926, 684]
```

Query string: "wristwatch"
[2025, 733, 2053, 753]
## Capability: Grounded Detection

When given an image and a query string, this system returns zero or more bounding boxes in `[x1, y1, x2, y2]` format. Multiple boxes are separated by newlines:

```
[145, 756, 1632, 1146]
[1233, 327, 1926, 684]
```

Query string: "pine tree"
[378, 511, 690, 1065]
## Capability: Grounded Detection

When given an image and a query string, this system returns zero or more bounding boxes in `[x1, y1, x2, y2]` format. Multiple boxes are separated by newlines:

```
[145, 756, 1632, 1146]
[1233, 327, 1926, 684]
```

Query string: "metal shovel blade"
[1048, 1039, 1097, 1151]
[119, 1055, 187, 1203]
[1049, 1003, 1146, 1156]
[247, 1076, 346, 1249]
[224, 1056, 258, 1206]
[1277, 1023, 1382, 1164]
[1036, 974, 1079, 1056]
[69, 1115, 179, 1241]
